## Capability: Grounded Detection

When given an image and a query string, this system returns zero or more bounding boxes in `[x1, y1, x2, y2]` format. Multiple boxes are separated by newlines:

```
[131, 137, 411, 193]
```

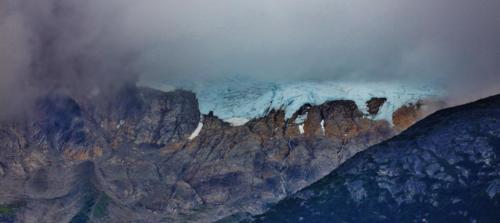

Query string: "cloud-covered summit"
[1, 0, 499, 118]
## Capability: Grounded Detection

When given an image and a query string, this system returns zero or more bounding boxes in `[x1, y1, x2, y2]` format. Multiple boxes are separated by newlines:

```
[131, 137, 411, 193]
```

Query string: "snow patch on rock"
[189, 121, 203, 140]
[320, 120, 325, 135]
[225, 117, 250, 126]
[298, 124, 305, 134]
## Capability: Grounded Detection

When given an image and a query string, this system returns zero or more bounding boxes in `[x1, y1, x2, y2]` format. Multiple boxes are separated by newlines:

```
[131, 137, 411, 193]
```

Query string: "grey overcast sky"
[1, 0, 500, 117]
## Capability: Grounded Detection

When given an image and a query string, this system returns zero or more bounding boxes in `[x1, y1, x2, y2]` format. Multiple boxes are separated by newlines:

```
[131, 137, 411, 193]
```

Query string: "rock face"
[392, 99, 446, 132]
[249, 94, 500, 223]
[366, 97, 387, 115]
[0, 86, 436, 222]
[392, 101, 423, 131]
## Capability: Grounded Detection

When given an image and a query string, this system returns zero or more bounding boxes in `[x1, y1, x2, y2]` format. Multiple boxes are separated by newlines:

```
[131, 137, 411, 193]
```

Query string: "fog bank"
[1, 0, 499, 118]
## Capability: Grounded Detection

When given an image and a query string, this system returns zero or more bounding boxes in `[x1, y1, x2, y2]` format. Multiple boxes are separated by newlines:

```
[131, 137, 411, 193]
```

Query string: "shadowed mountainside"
[246, 94, 500, 223]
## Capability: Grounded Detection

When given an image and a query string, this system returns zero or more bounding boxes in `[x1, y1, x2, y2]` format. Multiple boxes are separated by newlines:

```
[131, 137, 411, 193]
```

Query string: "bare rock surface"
[366, 97, 387, 115]
[249, 94, 500, 223]
[0, 86, 437, 222]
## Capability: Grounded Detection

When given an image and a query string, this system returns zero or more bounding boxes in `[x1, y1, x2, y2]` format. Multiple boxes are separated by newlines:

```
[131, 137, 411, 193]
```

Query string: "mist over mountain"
[1, 0, 500, 119]
[1, 1, 500, 222]
[0, 0, 141, 119]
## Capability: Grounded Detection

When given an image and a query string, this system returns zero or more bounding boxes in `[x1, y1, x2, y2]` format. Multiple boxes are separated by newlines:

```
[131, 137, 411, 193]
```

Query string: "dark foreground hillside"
[248, 94, 500, 222]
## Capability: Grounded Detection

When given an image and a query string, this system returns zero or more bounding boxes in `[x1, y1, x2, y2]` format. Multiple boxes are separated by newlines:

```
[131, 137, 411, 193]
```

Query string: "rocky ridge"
[248, 94, 500, 222]
[0, 86, 438, 222]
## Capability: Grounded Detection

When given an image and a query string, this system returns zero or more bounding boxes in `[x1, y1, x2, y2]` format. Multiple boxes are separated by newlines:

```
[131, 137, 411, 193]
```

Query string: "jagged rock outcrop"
[0, 86, 438, 222]
[392, 101, 423, 131]
[248, 94, 500, 223]
[366, 97, 387, 115]
[392, 99, 446, 131]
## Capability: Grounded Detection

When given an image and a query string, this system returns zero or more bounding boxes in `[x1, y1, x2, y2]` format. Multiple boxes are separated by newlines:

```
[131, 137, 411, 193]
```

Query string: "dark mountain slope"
[0, 86, 437, 222]
[250, 94, 500, 222]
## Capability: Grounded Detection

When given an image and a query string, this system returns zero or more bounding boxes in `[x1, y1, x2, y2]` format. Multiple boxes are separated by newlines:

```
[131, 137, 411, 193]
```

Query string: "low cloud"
[0, 0, 140, 118]
[1, 0, 499, 119]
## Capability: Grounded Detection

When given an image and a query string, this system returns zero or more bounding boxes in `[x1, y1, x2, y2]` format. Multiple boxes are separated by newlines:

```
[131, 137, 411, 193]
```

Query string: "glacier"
[140, 77, 443, 126]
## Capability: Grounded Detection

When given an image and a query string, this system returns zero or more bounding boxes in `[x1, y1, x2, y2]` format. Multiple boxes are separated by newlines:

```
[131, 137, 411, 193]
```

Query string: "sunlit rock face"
[0, 84, 442, 222]
[247, 94, 500, 223]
